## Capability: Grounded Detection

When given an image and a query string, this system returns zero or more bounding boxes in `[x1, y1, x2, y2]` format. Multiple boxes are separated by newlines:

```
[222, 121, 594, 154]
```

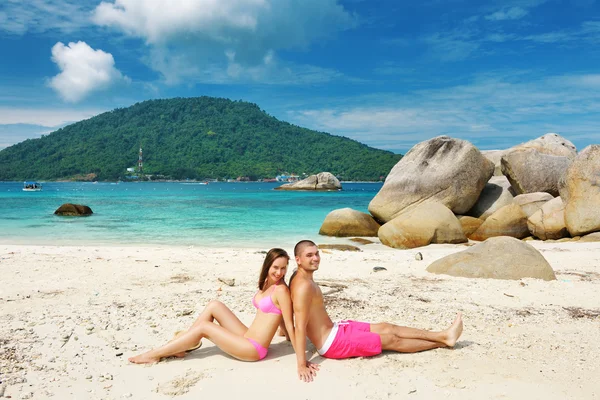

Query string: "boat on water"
[23, 181, 43, 191]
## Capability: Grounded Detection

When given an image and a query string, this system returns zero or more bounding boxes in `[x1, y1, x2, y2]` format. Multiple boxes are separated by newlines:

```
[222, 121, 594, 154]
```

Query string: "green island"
[0, 97, 402, 182]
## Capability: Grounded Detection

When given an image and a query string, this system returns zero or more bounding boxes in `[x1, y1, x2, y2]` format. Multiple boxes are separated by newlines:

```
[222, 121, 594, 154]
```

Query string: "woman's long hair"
[258, 248, 290, 290]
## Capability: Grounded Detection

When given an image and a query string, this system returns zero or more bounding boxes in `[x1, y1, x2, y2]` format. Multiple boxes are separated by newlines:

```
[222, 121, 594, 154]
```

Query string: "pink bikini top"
[252, 284, 282, 315]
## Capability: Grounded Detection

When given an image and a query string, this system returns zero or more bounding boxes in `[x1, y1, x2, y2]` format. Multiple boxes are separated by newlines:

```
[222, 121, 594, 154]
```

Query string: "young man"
[290, 240, 463, 382]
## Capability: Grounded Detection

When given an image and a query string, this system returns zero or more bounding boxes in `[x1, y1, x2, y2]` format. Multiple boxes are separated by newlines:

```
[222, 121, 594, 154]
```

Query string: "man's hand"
[297, 361, 320, 382]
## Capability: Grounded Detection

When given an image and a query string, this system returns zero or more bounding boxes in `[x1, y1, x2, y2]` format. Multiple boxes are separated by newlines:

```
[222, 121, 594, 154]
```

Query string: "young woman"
[129, 248, 302, 363]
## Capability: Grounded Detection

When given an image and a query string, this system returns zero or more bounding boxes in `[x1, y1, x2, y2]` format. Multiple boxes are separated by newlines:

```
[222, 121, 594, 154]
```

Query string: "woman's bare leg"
[129, 321, 259, 364]
[170, 300, 249, 357]
[189, 300, 248, 335]
[130, 300, 250, 362]
[371, 313, 463, 351]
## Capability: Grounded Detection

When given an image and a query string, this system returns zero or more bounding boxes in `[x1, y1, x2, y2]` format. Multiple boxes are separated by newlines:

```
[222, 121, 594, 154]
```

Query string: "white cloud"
[0, 107, 103, 126]
[0, 0, 92, 34]
[373, 63, 415, 76]
[93, 0, 269, 45]
[524, 21, 600, 44]
[92, 0, 355, 84]
[0, 124, 57, 149]
[423, 32, 481, 62]
[286, 72, 600, 152]
[48, 41, 128, 103]
[485, 7, 528, 21]
[425, 16, 600, 63]
[484, 33, 517, 43]
[0, 107, 107, 149]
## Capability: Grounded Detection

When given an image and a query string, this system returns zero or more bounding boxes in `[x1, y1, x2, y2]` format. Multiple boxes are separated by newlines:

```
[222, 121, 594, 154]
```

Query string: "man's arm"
[292, 280, 318, 382]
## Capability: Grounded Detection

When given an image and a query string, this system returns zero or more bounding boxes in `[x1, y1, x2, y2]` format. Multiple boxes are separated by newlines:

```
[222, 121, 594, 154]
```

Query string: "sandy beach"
[1, 240, 599, 399]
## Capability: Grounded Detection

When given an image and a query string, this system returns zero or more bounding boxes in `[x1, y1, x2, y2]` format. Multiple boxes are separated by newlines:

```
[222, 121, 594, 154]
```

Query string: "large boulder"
[426, 236, 556, 281]
[319, 208, 380, 237]
[469, 203, 529, 241]
[369, 136, 494, 223]
[54, 203, 93, 216]
[527, 197, 569, 240]
[457, 216, 484, 237]
[512, 133, 577, 159]
[378, 202, 467, 249]
[513, 192, 554, 218]
[501, 149, 571, 196]
[481, 150, 505, 176]
[275, 172, 341, 191]
[559, 145, 600, 236]
[467, 176, 515, 220]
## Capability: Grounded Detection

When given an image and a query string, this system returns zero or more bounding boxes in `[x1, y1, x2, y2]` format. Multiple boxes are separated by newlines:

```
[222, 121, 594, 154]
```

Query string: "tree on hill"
[0, 97, 402, 181]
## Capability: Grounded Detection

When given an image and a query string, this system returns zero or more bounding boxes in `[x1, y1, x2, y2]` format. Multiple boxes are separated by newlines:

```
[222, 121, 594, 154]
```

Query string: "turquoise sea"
[0, 182, 382, 248]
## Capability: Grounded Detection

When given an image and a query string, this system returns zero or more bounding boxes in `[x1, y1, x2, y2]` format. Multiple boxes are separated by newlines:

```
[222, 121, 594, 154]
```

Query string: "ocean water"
[0, 181, 382, 248]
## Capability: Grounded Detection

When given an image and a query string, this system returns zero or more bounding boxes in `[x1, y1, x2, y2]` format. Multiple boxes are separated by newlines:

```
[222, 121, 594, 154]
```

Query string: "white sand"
[1, 241, 599, 399]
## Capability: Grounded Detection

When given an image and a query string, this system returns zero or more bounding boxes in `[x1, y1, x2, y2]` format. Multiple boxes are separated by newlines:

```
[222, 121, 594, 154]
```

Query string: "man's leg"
[371, 313, 463, 352]
[378, 335, 446, 352]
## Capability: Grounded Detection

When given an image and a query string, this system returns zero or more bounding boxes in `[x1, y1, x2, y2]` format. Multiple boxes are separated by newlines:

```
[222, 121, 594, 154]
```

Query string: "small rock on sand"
[217, 277, 235, 287]
[349, 237, 375, 245]
[318, 244, 362, 252]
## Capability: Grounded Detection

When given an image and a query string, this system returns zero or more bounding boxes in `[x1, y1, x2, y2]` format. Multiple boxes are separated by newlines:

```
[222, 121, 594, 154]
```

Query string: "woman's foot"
[443, 313, 463, 347]
[128, 351, 161, 364]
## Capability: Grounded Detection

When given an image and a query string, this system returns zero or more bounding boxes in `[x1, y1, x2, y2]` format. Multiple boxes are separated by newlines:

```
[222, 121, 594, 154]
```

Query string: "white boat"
[23, 181, 43, 191]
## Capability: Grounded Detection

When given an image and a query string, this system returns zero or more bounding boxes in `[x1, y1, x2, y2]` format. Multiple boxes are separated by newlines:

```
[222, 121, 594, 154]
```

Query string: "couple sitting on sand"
[130, 240, 463, 382]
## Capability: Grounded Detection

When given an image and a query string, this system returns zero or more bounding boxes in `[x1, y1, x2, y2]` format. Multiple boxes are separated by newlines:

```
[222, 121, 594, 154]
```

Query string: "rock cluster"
[317, 134, 600, 278]
[275, 172, 341, 191]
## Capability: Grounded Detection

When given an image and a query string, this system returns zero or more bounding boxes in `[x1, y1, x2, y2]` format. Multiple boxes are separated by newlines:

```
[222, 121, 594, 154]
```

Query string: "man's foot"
[128, 351, 161, 364]
[443, 313, 463, 347]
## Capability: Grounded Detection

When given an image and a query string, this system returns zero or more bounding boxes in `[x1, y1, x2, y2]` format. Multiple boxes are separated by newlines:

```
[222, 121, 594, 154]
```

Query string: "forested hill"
[0, 97, 402, 181]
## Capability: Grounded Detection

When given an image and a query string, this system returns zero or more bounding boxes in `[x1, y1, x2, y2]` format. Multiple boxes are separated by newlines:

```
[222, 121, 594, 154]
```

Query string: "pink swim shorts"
[321, 320, 382, 359]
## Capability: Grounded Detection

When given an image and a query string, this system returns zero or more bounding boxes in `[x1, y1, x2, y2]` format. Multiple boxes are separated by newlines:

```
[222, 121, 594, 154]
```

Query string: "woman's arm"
[274, 286, 296, 347]
[278, 320, 290, 340]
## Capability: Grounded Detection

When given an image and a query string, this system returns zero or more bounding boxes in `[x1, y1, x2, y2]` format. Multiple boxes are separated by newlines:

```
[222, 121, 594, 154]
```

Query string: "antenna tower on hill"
[138, 145, 143, 174]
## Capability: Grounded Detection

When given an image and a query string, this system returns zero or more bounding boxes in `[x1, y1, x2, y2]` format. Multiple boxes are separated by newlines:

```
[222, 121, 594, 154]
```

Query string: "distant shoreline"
[1, 180, 384, 184]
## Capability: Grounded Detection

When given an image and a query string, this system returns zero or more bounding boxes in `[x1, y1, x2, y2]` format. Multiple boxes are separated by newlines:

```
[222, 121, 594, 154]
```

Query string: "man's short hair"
[294, 240, 317, 257]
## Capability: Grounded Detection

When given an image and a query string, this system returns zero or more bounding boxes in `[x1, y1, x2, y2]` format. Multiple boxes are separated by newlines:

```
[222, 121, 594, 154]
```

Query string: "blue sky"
[1, 0, 599, 153]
